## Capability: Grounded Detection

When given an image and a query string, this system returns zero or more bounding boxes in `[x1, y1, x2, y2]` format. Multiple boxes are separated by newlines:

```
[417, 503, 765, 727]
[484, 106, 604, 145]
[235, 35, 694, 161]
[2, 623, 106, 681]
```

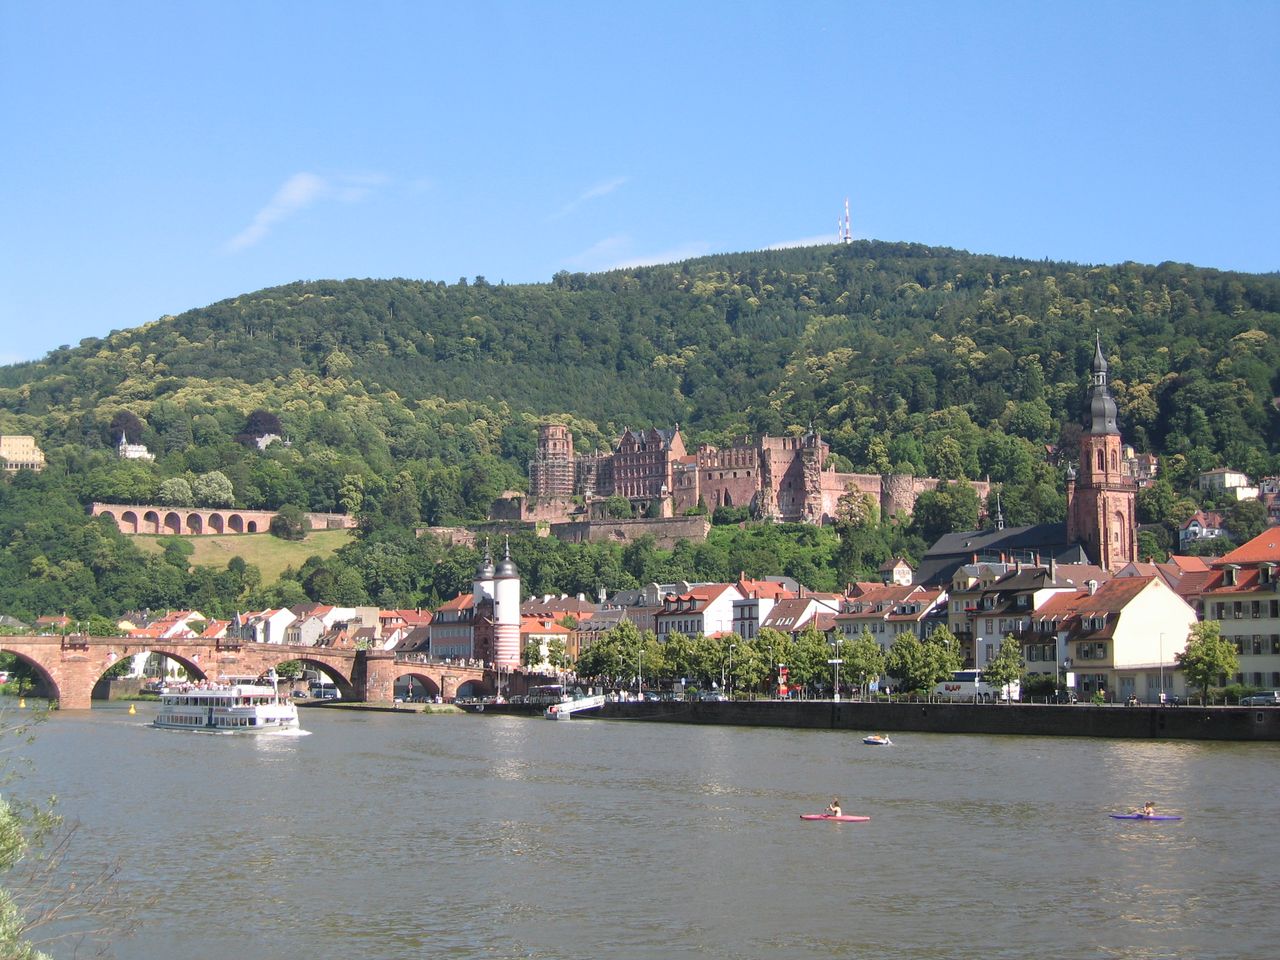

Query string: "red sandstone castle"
[529, 423, 989, 525]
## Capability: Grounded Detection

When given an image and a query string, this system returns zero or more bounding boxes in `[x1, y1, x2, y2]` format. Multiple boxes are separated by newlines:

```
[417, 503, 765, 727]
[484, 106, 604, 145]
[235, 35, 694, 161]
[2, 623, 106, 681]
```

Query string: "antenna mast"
[840, 197, 853, 244]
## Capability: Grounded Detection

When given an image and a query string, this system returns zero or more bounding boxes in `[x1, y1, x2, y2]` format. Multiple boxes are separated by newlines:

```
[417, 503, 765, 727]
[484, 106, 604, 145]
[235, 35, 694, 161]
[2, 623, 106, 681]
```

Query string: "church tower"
[1066, 337, 1137, 570]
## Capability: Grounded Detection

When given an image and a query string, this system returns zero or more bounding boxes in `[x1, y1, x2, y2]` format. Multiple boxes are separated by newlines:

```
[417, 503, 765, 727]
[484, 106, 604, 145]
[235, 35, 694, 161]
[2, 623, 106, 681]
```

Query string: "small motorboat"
[862, 734, 892, 746]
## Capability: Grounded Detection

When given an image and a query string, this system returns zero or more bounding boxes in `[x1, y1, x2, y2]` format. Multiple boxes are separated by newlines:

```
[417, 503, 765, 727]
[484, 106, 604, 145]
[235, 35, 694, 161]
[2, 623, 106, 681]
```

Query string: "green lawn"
[131, 529, 353, 583]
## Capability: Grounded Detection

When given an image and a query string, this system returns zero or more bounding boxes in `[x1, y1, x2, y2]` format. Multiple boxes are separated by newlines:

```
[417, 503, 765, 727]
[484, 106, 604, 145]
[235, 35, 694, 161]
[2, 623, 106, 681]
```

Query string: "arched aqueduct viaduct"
[91, 502, 356, 536]
[1, 636, 492, 710]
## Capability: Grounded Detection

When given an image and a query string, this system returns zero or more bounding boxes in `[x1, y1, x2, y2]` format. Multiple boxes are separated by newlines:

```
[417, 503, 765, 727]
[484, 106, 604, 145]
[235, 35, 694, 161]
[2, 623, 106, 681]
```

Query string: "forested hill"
[2, 241, 1278, 490]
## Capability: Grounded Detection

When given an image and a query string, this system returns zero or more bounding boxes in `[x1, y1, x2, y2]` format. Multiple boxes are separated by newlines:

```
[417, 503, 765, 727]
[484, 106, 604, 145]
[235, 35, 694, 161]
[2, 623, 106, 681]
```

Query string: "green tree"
[156, 477, 193, 506]
[270, 504, 308, 541]
[1227, 499, 1267, 546]
[192, 470, 234, 507]
[603, 496, 633, 519]
[844, 629, 887, 696]
[984, 634, 1024, 700]
[1175, 621, 1238, 699]
[910, 482, 980, 544]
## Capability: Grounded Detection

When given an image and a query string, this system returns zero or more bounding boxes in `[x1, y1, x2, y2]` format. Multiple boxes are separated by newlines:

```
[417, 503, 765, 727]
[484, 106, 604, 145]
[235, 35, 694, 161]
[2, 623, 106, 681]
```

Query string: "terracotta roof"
[436, 594, 475, 612]
[1070, 577, 1155, 616]
[735, 578, 793, 600]
[1218, 529, 1280, 565]
[521, 618, 571, 635]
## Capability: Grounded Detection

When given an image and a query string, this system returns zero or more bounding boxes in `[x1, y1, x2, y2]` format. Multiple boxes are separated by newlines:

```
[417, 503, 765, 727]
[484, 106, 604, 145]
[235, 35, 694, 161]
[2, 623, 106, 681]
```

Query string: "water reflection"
[16, 708, 1280, 960]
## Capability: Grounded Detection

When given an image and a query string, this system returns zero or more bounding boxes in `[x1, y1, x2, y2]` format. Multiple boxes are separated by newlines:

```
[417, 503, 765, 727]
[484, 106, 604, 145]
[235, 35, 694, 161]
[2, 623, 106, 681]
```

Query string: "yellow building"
[0, 435, 46, 472]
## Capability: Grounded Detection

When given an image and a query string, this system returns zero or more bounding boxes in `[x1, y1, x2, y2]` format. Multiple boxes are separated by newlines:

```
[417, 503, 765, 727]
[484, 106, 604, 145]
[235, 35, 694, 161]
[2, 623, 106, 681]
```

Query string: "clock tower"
[1065, 337, 1137, 570]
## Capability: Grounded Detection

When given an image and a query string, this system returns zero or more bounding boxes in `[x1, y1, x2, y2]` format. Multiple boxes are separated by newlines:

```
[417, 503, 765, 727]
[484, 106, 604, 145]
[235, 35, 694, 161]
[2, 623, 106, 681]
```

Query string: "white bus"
[933, 669, 1019, 702]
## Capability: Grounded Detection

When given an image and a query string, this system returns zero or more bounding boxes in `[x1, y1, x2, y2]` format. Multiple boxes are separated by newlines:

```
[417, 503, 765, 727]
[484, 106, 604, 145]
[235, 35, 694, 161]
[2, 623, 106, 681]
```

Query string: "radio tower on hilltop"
[839, 197, 853, 244]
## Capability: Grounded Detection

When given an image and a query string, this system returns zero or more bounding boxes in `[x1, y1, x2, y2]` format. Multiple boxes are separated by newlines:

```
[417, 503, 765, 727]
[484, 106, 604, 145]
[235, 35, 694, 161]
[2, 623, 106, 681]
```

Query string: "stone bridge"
[90, 502, 356, 536]
[0, 636, 493, 710]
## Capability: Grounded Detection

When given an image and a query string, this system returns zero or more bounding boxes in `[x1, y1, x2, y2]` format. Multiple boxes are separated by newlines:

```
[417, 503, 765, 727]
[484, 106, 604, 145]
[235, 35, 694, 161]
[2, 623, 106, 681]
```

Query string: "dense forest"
[0, 241, 1277, 620]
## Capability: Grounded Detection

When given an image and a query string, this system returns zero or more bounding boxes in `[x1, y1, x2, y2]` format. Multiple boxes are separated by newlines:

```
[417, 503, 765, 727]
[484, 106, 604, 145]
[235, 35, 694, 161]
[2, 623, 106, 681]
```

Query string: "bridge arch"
[259, 655, 357, 700]
[0, 646, 61, 701]
[209, 512, 225, 533]
[120, 510, 140, 533]
[163, 511, 182, 534]
[135, 647, 208, 682]
[392, 670, 442, 701]
[454, 678, 487, 699]
[228, 513, 245, 533]
[143, 510, 161, 534]
[186, 512, 204, 534]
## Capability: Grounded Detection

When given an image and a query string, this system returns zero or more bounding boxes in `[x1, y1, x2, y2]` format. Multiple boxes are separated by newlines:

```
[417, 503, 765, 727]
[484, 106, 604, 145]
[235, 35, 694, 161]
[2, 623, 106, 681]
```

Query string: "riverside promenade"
[468, 698, 1280, 742]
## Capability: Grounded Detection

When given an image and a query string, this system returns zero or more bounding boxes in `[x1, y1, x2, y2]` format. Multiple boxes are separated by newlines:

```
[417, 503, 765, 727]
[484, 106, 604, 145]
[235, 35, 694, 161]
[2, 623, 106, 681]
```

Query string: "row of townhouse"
[1199, 529, 1280, 690]
[90, 528, 1280, 697]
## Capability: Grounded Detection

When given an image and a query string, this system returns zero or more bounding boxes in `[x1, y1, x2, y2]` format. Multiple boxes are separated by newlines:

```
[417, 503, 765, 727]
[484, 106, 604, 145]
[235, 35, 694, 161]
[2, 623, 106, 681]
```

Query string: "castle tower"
[529, 424, 575, 498]
[492, 536, 522, 668]
[1066, 337, 1137, 570]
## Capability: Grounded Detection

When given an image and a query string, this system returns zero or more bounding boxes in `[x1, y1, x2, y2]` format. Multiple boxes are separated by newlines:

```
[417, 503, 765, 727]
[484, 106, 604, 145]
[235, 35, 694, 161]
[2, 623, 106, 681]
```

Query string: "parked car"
[1240, 691, 1280, 706]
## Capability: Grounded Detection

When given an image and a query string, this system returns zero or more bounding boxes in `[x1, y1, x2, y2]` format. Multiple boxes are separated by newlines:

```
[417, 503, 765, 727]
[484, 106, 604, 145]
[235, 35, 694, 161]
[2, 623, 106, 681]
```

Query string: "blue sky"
[2, 1, 1278, 365]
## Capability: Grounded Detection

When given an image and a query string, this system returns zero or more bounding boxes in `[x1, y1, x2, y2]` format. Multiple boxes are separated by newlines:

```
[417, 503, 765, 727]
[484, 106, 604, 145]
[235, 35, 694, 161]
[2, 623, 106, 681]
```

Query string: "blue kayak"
[1109, 813, 1182, 821]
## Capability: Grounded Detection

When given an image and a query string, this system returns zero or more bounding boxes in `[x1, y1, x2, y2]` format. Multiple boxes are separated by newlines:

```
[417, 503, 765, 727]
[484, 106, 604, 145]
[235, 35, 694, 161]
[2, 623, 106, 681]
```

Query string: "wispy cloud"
[226, 172, 386, 252]
[607, 241, 710, 270]
[566, 236, 710, 273]
[551, 176, 628, 220]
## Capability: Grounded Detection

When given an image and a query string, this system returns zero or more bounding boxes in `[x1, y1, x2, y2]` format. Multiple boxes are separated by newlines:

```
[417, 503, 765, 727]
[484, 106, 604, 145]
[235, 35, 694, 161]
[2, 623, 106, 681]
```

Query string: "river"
[13, 701, 1279, 960]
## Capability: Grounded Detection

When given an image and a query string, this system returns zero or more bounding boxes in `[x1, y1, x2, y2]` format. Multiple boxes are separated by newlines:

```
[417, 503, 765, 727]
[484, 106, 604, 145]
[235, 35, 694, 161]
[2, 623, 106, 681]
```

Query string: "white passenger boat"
[154, 675, 300, 733]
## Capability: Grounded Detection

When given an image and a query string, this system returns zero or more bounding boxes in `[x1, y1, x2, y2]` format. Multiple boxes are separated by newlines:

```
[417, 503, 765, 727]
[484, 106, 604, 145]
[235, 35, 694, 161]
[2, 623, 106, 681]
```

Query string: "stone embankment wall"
[551, 516, 711, 550]
[595, 700, 1280, 742]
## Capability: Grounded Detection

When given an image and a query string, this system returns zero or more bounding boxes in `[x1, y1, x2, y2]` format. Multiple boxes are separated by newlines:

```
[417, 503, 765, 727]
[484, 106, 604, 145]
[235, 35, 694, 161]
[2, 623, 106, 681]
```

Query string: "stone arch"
[269, 656, 357, 700]
[163, 512, 182, 534]
[121, 510, 140, 533]
[99, 509, 118, 529]
[394, 671, 441, 701]
[186, 513, 204, 534]
[209, 512, 225, 533]
[144, 510, 161, 534]
[246, 520, 259, 532]
[228, 514, 245, 533]
[454, 678, 489, 699]
[0, 648, 60, 702]
[139, 648, 209, 682]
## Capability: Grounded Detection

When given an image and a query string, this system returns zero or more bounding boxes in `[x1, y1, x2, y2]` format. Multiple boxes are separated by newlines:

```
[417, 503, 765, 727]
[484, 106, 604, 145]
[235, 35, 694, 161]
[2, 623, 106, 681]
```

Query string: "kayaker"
[1130, 801, 1156, 817]
[827, 798, 842, 817]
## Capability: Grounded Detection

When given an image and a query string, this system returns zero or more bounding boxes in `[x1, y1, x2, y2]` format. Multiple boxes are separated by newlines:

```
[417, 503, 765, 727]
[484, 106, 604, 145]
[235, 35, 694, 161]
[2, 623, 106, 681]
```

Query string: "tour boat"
[862, 734, 892, 746]
[154, 675, 299, 733]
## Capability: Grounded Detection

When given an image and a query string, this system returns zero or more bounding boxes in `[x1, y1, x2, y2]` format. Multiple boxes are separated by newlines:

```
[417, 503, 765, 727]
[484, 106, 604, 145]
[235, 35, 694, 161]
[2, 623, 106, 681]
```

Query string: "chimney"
[1086, 580, 1097, 596]
[1050, 559, 1057, 582]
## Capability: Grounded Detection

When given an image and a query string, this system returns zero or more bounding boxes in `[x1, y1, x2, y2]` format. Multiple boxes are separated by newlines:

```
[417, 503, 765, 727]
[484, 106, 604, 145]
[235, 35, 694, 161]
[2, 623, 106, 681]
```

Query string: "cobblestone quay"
[593, 700, 1280, 741]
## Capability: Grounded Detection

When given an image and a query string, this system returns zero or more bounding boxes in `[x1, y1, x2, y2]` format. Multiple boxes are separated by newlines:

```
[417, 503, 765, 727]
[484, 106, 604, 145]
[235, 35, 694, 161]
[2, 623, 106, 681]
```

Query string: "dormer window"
[1260, 564, 1274, 586]
[1224, 565, 1238, 587]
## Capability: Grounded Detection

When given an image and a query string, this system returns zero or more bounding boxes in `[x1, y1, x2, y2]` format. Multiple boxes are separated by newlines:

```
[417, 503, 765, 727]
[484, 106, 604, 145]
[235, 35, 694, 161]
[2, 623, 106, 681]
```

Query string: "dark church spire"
[1087, 333, 1119, 435]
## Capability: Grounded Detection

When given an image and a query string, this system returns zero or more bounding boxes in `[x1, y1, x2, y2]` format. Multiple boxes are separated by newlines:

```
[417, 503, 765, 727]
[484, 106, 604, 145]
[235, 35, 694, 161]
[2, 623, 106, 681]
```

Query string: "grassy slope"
[131, 529, 353, 584]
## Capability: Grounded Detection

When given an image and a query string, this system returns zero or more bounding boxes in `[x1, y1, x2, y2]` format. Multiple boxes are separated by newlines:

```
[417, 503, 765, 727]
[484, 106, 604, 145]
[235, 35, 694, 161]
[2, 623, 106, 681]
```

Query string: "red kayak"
[800, 814, 870, 822]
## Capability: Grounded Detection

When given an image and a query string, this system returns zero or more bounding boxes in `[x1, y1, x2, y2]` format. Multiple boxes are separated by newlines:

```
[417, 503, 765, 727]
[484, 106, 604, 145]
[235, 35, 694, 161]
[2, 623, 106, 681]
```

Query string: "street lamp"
[828, 635, 844, 702]
[636, 642, 643, 697]
[728, 643, 737, 699]
[1158, 632, 1166, 705]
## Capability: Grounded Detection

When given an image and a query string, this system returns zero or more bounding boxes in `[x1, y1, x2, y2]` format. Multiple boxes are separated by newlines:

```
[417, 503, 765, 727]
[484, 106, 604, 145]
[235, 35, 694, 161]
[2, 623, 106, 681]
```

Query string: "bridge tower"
[492, 537, 521, 668]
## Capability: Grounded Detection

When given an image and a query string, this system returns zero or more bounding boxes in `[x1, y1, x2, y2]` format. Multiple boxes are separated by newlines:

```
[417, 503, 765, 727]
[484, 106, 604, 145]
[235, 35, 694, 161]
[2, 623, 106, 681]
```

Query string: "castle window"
[1096, 450, 1104, 470]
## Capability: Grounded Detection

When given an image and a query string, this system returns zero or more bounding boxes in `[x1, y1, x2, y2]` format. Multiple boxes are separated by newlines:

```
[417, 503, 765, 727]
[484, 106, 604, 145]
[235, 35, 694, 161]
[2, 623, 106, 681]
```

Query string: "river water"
[13, 701, 1280, 960]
